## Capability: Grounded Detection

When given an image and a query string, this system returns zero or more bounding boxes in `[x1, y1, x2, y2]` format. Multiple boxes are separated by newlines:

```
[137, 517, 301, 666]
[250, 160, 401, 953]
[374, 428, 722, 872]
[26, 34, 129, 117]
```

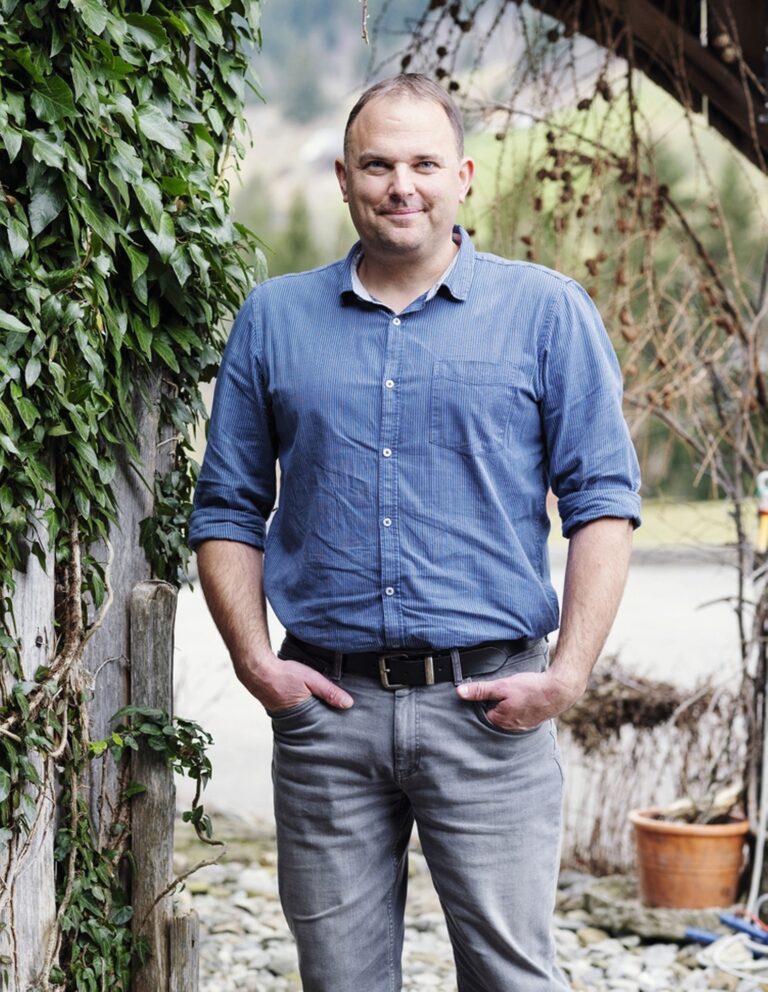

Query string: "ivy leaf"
[125, 13, 169, 50]
[29, 183, 65, 237]
[143, 212, 175, 262]
[122, 241, 149, 283]
[25, 356, 42, 387]
[2, 128, 22, 162]
[71, 0, 109, 35]
[110, 138, 143, 184]
[71, 436, 100, 471]
[136, 104, 184, 152]
[30, 75, 76, 123]
[16, 397, 39, 429]
[29, 130, 65, 168]
[134, 179, 164, 230]
[152, 336, 180, 372]
[7, 218, 29, 260]
[0, 767, 10, 804]
[194, 7, 224, 47]
[74, 199, 118, 250]
[0, 310, 30, 333]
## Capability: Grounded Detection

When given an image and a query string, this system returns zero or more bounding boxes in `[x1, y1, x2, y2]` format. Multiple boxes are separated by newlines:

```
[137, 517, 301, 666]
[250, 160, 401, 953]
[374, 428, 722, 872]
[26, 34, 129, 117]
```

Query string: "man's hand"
[456, 668, 585, 732]
[196, 542, 354, 715]
[233, 650, 354, 715]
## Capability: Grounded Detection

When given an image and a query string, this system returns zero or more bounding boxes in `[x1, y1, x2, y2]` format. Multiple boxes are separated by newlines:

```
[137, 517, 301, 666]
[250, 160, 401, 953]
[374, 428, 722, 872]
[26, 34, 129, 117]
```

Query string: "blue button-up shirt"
[190, 228, 641, 651]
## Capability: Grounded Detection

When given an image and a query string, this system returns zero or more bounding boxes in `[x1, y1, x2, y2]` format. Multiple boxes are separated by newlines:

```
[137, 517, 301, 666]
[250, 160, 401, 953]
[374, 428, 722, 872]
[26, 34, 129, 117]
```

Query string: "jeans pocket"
[429, 359, 522, 455]
[267, 695, 320, 721]
[473, 702, 545, 737]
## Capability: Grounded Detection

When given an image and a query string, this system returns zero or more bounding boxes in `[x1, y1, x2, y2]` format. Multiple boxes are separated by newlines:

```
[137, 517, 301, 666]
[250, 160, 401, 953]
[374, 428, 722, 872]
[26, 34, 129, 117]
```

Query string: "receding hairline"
[343, 74, 465, 159]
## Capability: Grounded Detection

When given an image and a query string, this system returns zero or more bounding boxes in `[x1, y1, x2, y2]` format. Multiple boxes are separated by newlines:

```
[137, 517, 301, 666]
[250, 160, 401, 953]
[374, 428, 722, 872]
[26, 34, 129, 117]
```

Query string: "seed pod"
[619, 306, 632, 326]
[520, 234, 533, 245]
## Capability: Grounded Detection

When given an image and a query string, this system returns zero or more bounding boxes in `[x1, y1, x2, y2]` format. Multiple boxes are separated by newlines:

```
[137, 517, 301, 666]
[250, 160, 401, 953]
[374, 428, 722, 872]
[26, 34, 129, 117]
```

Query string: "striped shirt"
[190, 227, 641, 651]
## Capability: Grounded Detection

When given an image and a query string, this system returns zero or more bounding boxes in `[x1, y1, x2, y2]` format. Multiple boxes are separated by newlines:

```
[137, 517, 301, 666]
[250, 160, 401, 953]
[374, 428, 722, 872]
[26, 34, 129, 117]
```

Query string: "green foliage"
[0, 0, 260, 984]
[0, 0, 262, 593]
[49, 706, 214, 990]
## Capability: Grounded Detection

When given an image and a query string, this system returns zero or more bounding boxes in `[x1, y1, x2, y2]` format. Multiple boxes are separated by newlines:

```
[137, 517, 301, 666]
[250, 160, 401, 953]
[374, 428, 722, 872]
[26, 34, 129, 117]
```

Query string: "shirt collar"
[340, 225, 474, 306]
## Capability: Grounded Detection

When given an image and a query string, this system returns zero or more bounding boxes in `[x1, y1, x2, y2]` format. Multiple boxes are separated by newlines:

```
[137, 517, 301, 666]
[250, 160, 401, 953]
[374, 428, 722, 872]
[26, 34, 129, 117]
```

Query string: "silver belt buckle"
[378, 653, 435, 689]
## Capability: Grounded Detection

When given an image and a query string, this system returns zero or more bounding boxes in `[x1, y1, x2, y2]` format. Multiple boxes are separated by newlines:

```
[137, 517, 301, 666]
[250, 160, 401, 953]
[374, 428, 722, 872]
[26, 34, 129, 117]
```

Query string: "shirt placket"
[378, 312, 405, 648]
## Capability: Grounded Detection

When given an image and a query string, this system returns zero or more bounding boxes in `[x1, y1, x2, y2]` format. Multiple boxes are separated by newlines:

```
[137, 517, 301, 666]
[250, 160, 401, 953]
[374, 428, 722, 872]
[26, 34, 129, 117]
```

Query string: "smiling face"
[335, 93, 474, 269]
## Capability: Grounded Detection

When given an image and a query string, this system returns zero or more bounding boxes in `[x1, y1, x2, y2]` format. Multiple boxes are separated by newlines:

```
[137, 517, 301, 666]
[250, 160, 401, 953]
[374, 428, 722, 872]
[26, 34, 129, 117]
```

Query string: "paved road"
[173, 546, 746, 818]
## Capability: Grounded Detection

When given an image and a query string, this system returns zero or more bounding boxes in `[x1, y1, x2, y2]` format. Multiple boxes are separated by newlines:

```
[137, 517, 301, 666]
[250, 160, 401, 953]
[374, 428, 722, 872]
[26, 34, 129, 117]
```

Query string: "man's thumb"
[309, 673, 354, 710]
[457, 681, 496, 701]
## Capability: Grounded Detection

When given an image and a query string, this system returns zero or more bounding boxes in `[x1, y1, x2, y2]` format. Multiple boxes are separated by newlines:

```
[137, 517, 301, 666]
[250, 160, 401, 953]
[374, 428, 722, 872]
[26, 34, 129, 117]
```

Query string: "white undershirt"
[351, 249, 460, 308]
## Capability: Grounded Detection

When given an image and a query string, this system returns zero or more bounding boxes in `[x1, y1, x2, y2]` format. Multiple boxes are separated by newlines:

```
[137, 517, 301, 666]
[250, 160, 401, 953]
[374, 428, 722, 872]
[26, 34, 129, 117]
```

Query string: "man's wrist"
[546, 662, 588, 704]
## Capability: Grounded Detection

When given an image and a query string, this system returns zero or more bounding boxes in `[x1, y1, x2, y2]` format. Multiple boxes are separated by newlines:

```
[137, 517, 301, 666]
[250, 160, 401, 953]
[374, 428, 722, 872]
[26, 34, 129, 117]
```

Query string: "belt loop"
[331, 651, 343, 682]
[450, 647, 463, 685]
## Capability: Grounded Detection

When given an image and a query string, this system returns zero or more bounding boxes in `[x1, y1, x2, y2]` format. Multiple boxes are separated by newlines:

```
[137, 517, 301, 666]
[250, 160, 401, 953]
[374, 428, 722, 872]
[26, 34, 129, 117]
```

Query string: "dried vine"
[382, 0, 768, 864]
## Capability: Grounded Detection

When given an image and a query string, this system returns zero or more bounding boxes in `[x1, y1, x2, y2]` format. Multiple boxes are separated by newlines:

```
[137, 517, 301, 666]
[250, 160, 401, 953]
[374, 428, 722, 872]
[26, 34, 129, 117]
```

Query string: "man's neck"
[357, 240, 459, 313]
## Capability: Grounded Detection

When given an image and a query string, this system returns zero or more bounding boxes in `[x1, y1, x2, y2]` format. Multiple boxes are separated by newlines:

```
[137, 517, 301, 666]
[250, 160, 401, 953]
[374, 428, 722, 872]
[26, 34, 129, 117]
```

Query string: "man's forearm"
[197, 540, 273, 665]
[549, 516, 634, 695]
[456, 516, 633, 730]
[196, 540, 353, 712]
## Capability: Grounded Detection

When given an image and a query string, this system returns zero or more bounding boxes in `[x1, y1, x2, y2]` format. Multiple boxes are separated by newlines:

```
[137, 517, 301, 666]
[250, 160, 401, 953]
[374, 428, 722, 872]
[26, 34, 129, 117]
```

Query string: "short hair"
[343, 73, 465, 158]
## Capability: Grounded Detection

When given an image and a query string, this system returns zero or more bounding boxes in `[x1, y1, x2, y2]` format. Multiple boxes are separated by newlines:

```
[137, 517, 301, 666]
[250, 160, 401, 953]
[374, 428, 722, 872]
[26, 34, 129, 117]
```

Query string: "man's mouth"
[382, 207, 423, 217]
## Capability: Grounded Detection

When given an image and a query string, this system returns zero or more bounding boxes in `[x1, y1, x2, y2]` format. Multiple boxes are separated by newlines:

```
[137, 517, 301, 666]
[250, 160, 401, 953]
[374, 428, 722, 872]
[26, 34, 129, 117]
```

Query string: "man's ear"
[458, 157, 475, 204]
[335, 159, 349, 203]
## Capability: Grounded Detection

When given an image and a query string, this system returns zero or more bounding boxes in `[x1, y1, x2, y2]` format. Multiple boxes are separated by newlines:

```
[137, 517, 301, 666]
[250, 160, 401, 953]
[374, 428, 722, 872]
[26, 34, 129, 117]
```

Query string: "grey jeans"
[271, 639, 570, 992]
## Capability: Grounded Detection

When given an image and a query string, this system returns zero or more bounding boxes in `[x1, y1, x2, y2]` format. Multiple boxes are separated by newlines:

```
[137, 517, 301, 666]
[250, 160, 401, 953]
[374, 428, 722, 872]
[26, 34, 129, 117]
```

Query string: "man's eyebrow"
[356, 151, 447, 163]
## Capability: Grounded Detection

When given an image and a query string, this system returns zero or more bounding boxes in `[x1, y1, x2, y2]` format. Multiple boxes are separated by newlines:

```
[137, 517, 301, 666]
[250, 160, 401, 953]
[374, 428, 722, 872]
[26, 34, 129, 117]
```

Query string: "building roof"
[530, 0, 768, 171]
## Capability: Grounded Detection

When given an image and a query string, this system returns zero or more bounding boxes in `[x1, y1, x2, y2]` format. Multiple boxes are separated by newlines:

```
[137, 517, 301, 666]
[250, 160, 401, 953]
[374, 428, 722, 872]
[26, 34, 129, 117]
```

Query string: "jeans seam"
[387, 841, 398, 992]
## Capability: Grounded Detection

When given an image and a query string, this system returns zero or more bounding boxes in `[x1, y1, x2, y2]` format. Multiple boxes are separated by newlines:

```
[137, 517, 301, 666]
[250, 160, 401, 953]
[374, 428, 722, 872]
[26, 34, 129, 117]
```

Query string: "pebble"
[177, 824, 768, 992]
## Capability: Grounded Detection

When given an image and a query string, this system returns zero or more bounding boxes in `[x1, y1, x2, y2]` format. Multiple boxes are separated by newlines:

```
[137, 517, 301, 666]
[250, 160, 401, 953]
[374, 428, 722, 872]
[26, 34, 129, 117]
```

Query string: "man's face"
[335, 94, 474, 263]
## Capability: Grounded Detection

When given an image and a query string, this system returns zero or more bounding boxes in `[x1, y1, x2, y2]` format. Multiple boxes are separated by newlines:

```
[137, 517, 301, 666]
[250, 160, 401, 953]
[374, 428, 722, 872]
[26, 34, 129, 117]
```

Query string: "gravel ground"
[174, 817, 768, 992]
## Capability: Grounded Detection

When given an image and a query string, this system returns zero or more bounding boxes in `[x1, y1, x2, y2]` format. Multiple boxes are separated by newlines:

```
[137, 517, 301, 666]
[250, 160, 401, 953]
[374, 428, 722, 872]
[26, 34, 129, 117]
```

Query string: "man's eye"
[418, 161, 438, 170]
[364, 161, 387, 171]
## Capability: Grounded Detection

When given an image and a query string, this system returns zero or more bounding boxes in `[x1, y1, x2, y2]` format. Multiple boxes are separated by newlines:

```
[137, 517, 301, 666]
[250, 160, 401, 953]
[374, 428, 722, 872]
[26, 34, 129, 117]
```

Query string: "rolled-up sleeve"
[189, 289, 277, 550]
[540, 280, 641, 538]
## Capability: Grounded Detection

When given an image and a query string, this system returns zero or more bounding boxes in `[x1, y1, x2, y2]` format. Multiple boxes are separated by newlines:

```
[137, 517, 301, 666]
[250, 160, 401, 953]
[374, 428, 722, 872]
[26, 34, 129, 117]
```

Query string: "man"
[190, 74, 640, 992]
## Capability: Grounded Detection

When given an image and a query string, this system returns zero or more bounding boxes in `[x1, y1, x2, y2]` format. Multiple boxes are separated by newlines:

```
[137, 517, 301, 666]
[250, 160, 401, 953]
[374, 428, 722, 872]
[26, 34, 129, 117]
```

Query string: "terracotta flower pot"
[629, 806, 750, 909]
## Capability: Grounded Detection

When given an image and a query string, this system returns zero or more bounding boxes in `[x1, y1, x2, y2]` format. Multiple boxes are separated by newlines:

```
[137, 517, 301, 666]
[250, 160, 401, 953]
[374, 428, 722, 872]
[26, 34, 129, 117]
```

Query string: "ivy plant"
[0, 0, 262, 986]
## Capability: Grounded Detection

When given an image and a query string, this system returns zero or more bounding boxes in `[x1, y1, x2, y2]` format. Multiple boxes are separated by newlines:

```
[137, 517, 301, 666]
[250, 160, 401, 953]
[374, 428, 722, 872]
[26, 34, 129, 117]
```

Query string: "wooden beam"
[530, 0, 768, 170]
[130, 580, 178, 992]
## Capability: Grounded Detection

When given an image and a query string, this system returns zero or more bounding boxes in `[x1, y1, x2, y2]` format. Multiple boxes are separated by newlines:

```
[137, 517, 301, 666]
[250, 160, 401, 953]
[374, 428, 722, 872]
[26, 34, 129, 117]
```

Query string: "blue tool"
[685, 927, 720, 945]
[720, 914, 768, 944]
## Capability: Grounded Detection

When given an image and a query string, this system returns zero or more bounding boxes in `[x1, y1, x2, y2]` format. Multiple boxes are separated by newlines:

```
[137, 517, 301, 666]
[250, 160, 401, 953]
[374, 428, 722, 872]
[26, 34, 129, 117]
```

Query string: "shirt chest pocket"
[429, 360, 523, 455]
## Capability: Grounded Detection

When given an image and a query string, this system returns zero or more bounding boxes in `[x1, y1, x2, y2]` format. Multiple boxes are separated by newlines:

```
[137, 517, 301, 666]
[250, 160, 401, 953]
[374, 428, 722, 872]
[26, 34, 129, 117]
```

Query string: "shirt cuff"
[558, 489, 642, 539]
[188, 508, 267, 552]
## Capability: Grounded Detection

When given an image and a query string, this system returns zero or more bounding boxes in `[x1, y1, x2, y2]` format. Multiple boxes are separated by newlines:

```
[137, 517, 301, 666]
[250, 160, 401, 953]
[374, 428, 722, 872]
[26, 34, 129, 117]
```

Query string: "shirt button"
[383, 517, 392, 527]
[385, 379, 395, 389]
[382, 447, 392, 457]
[392, 317, 401, 326]
[385, 587, 395, 596]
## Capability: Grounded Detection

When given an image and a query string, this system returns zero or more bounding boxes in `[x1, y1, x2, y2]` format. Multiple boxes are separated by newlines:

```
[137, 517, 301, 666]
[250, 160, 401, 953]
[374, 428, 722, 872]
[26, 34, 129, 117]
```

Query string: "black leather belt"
[283, 634, 539, 690]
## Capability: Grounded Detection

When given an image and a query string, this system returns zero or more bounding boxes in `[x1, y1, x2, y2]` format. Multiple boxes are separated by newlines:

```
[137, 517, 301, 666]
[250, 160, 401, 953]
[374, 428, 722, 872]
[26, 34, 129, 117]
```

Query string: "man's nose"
[388, 165, 416, 198]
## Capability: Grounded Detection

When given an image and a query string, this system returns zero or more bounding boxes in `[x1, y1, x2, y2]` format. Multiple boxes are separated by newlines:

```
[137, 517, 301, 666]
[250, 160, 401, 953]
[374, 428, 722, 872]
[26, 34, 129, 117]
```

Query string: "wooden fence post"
[130, 580, 178, 992]
[169, 907, 200, 992]
[0, 547, 56, 991]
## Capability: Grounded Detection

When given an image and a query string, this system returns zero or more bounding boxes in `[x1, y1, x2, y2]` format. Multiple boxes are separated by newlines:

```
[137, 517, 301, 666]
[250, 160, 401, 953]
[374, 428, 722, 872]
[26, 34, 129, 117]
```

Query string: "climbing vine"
[0, 0, 261, 985]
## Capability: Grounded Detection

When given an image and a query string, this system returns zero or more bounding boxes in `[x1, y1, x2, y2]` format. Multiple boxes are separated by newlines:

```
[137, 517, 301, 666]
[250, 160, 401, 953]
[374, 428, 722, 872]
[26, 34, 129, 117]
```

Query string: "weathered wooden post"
[169, 906, 201, 992]
[130, 580, 178, 992]
[0, 548, 56, 990]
